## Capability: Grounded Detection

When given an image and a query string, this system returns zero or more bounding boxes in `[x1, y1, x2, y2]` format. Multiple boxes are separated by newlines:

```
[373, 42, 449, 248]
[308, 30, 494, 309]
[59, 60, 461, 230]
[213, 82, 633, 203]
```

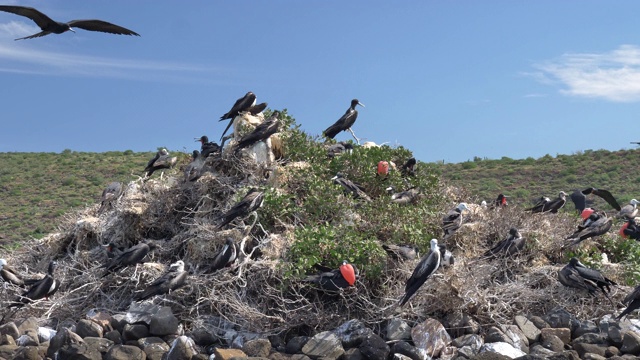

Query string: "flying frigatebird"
[323, 99, 365, 144]
[0, 5, 140, 40]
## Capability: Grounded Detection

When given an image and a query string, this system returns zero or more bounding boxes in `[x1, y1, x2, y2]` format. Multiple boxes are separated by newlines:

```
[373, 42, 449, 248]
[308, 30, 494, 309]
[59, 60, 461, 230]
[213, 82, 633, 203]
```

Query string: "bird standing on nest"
[135, 260, 188, 301]
[8, 261, 59, 308]
[215, 188, 265, 230]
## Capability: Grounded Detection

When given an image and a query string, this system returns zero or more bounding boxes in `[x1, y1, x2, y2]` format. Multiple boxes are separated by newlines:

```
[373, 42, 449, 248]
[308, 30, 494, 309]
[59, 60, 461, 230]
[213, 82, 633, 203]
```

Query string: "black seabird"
[183, 150, 204, 182]
[303, 260, 357, 292]
[144, 149, 177, 178]
[195, 136, 221, 158]
[136, 260, 188, 301]
[558, 258, 616, 304]
[102, 243, 124, 259]
[208, 238, 238, 272]
[563, 212, 613, 248]
[98, 182, 123, 214]
[618, 199, 640, 219]
[386, 186, 421, 205]
[323, 99, 365, 144]
[327, 142, 354, 158]
[569, 187, 620, 214]
[246, 102, 268, 116]
[617, 285, 640, 320]
[526, 191, 567, 213]
[442, 203, 469, 240]
[234, 111, 281, 151]
[482, 228, 525, 259]
[215, 188, 265, 230]
[219, 91, 257, 140]
[622, 218, 640, 240]
[0, 5, 140, 40]
[400, 158, 417, 177]
[331, 173, 372, 202]
[8, 261, 59, 308]
[494, 194, 508, 208]
[399, 239, 441, 306]
[102, 241, 156, 277]
[383, 244, 418, 261]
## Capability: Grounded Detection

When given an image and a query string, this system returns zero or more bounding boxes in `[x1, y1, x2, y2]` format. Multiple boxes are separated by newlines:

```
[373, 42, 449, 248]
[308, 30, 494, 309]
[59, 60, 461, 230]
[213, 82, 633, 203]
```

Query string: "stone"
[37, 327, 56, 343]
[501, 325, 529, 353]
[76, 320, 103, 339]
[0, 345, 18, 359]
[390, 341, 422, 360]
[301, 331, 344, 359]
[47, 328, 83, 359]
[529, 344, 556, 357]
[386, 318, 411, 341]
[16, 331, 39, 346]
[391, 355, 412, 360]
[472, 350, 513, 360]
[342, 348, 363, 360]
[123, 324, 149, 341]
[12, 346, 39, 360]
[333, 319, 373, 348]
[452, 334, 483, 350]
[571, 333, 609, 346]
[485, 327, 511, 344]
[191, 355, 209, 360]
[0, 323, 19, 340]
[540, 328, 571, 345]
[289, 355, 312, 360]
[572, 320, 598, 339]
[137, 337, 169, 360]
[458, 345, 478, 358]
[528, 316, 549, 330]
[620, 331, 640, 355]
[83, 337, 114, 354]
[541, 334, 565, 352]
[285, 336, 308, 354]
[110, 314, 128, 334]
[439, 346, 457, 359]
[244, 338, 271, 357]
[608, 324, 624, 347]
[104, 344, 146, 360]
[605, 346, 621, 357]
[87, 311, 113, 331]
[582, 354, 606, 360]
[542, 308, 575, 330]
[515, 316, 541, 343]
[149, 307, 180, 336]
[17, 318, 39, 335]
[165, 336, 197, 360]
[443, 311, 479, 338]
[358, 333, 389, 360]
[479, 342, 526, 359]
[104, 330, 122, 344]
[268, 352, 289, 360]
[58, 343, 103, 360]
[572, 343, 607, 358]
[213, 348, 248, 360]
[1, 335, 15, 346]
[268, 335, 285, 352]
[411, 318, 451, 359]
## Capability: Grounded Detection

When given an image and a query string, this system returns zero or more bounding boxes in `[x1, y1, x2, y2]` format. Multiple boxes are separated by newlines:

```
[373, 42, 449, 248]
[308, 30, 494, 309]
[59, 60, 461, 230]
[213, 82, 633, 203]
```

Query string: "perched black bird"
[136, 260, 188, 301]
[400, 157, 417, 177]
[208, 238, 238, 272]
[216, 188, 265, 230]
[235, 111, 281, 151]
[386, 186, 421, 205]
[494, 194, 508, 208]
[399, 239, 441, 306]
[195, 136, 221, 158]
[246, 102, 268, 116]
[442, 203, 469, 239]
[144, 149, 176, 178]
[98, 182, 123, 214]
[219, 91, 257, 140]
[617, 285, 640, 320]
[558, 258, 616, 304]
[483, 228, 525, 259]
[622, 218, 640, 240]
[569, 187, 620, 213]
[327, 142, 354, 158]
[323, 99, 365, 143]
[331, 173, 372, 202]
[0, 5, 140, 40]
[102, 241, 156, 277]
[8, 261, 59, 308]
[563, 212, 613, 248]
[183, 150, 204, 182]
[303, 261, 357, 292]
[383, 244, 418, 261]
[526, 192, 567, 213]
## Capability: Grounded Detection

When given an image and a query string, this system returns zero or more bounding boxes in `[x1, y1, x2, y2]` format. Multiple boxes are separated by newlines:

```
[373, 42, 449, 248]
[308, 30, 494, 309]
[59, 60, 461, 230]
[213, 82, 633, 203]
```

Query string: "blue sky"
[1, 1, 639, 163]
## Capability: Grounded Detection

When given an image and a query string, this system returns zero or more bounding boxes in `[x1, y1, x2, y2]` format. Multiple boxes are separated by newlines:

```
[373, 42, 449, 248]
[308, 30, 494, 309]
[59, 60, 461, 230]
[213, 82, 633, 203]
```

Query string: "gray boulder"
[149, 307, 179, 336]
[165, 336, 197, 360]
[386, 318, 411, 341]
[358, 333, 389, 360]
[76, 320, 103, 339]
[104, 344, 146, 360]
[302, 331, 344, 359]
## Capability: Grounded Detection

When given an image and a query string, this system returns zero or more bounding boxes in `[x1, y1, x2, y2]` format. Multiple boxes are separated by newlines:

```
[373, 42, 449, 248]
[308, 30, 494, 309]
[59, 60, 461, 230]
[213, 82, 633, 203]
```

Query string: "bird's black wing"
[399, 250, 440, 306]
[235, 119, 280, 150]
[570, 190, 587, 212]
[0, 6, 56, 29]
[145, 153, 160, 171]
[324, 109, 357, 138]
[220, 93, 256, 121]
[67, 19, 140, 36]
[592, 189, 621, 211]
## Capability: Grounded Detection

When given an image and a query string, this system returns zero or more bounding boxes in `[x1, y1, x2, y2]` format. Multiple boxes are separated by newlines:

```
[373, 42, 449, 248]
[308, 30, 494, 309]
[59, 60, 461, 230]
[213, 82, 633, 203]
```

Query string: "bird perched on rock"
[482, 228, 525, 259]
[234, 111, 281, 151]
[303, 261, 357, 291]
[136, 260, 188, 301]
[219, 91, 257, 141]
[102, 241, 157, 277]
[195, 136, 221, 158]
[327, 142, 354, 158]
[144, 149, 177, 178]
[526, 192, 567, 213]
[8, 261, 59, 308]
[98, 182, 123, 214]
[558, 258, 616, 304]
[618, 199, 640, 220]
[569, 187, 620, 214]
[208, 238, 238, 273]
[215, 188, 264, 230]
[323, 99, 365, 144]
[331, 173, 372, 202]
[399, 239, 441, 306]
[617, 285, 640, 320]
[0, 5, 140, 40]
[442, 203, 469, 240]
[563, 211, 613, 248]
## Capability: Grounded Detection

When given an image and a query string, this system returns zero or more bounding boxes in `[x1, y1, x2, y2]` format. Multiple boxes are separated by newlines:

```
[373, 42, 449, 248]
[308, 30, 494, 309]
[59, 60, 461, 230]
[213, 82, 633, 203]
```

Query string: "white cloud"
[0, 20, 39, 39]
[533, 44, 640, 102]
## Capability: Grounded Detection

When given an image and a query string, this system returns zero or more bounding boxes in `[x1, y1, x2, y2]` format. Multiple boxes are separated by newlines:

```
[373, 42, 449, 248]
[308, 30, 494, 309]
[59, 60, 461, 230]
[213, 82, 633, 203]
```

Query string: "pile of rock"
[2, 305, 640, 359]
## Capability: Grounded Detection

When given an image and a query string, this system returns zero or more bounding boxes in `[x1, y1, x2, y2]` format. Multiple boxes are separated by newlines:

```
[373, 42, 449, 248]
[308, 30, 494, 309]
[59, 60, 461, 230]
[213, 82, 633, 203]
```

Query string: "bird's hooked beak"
[69, 27, 76, 33]
[194, 138, 201, 142]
